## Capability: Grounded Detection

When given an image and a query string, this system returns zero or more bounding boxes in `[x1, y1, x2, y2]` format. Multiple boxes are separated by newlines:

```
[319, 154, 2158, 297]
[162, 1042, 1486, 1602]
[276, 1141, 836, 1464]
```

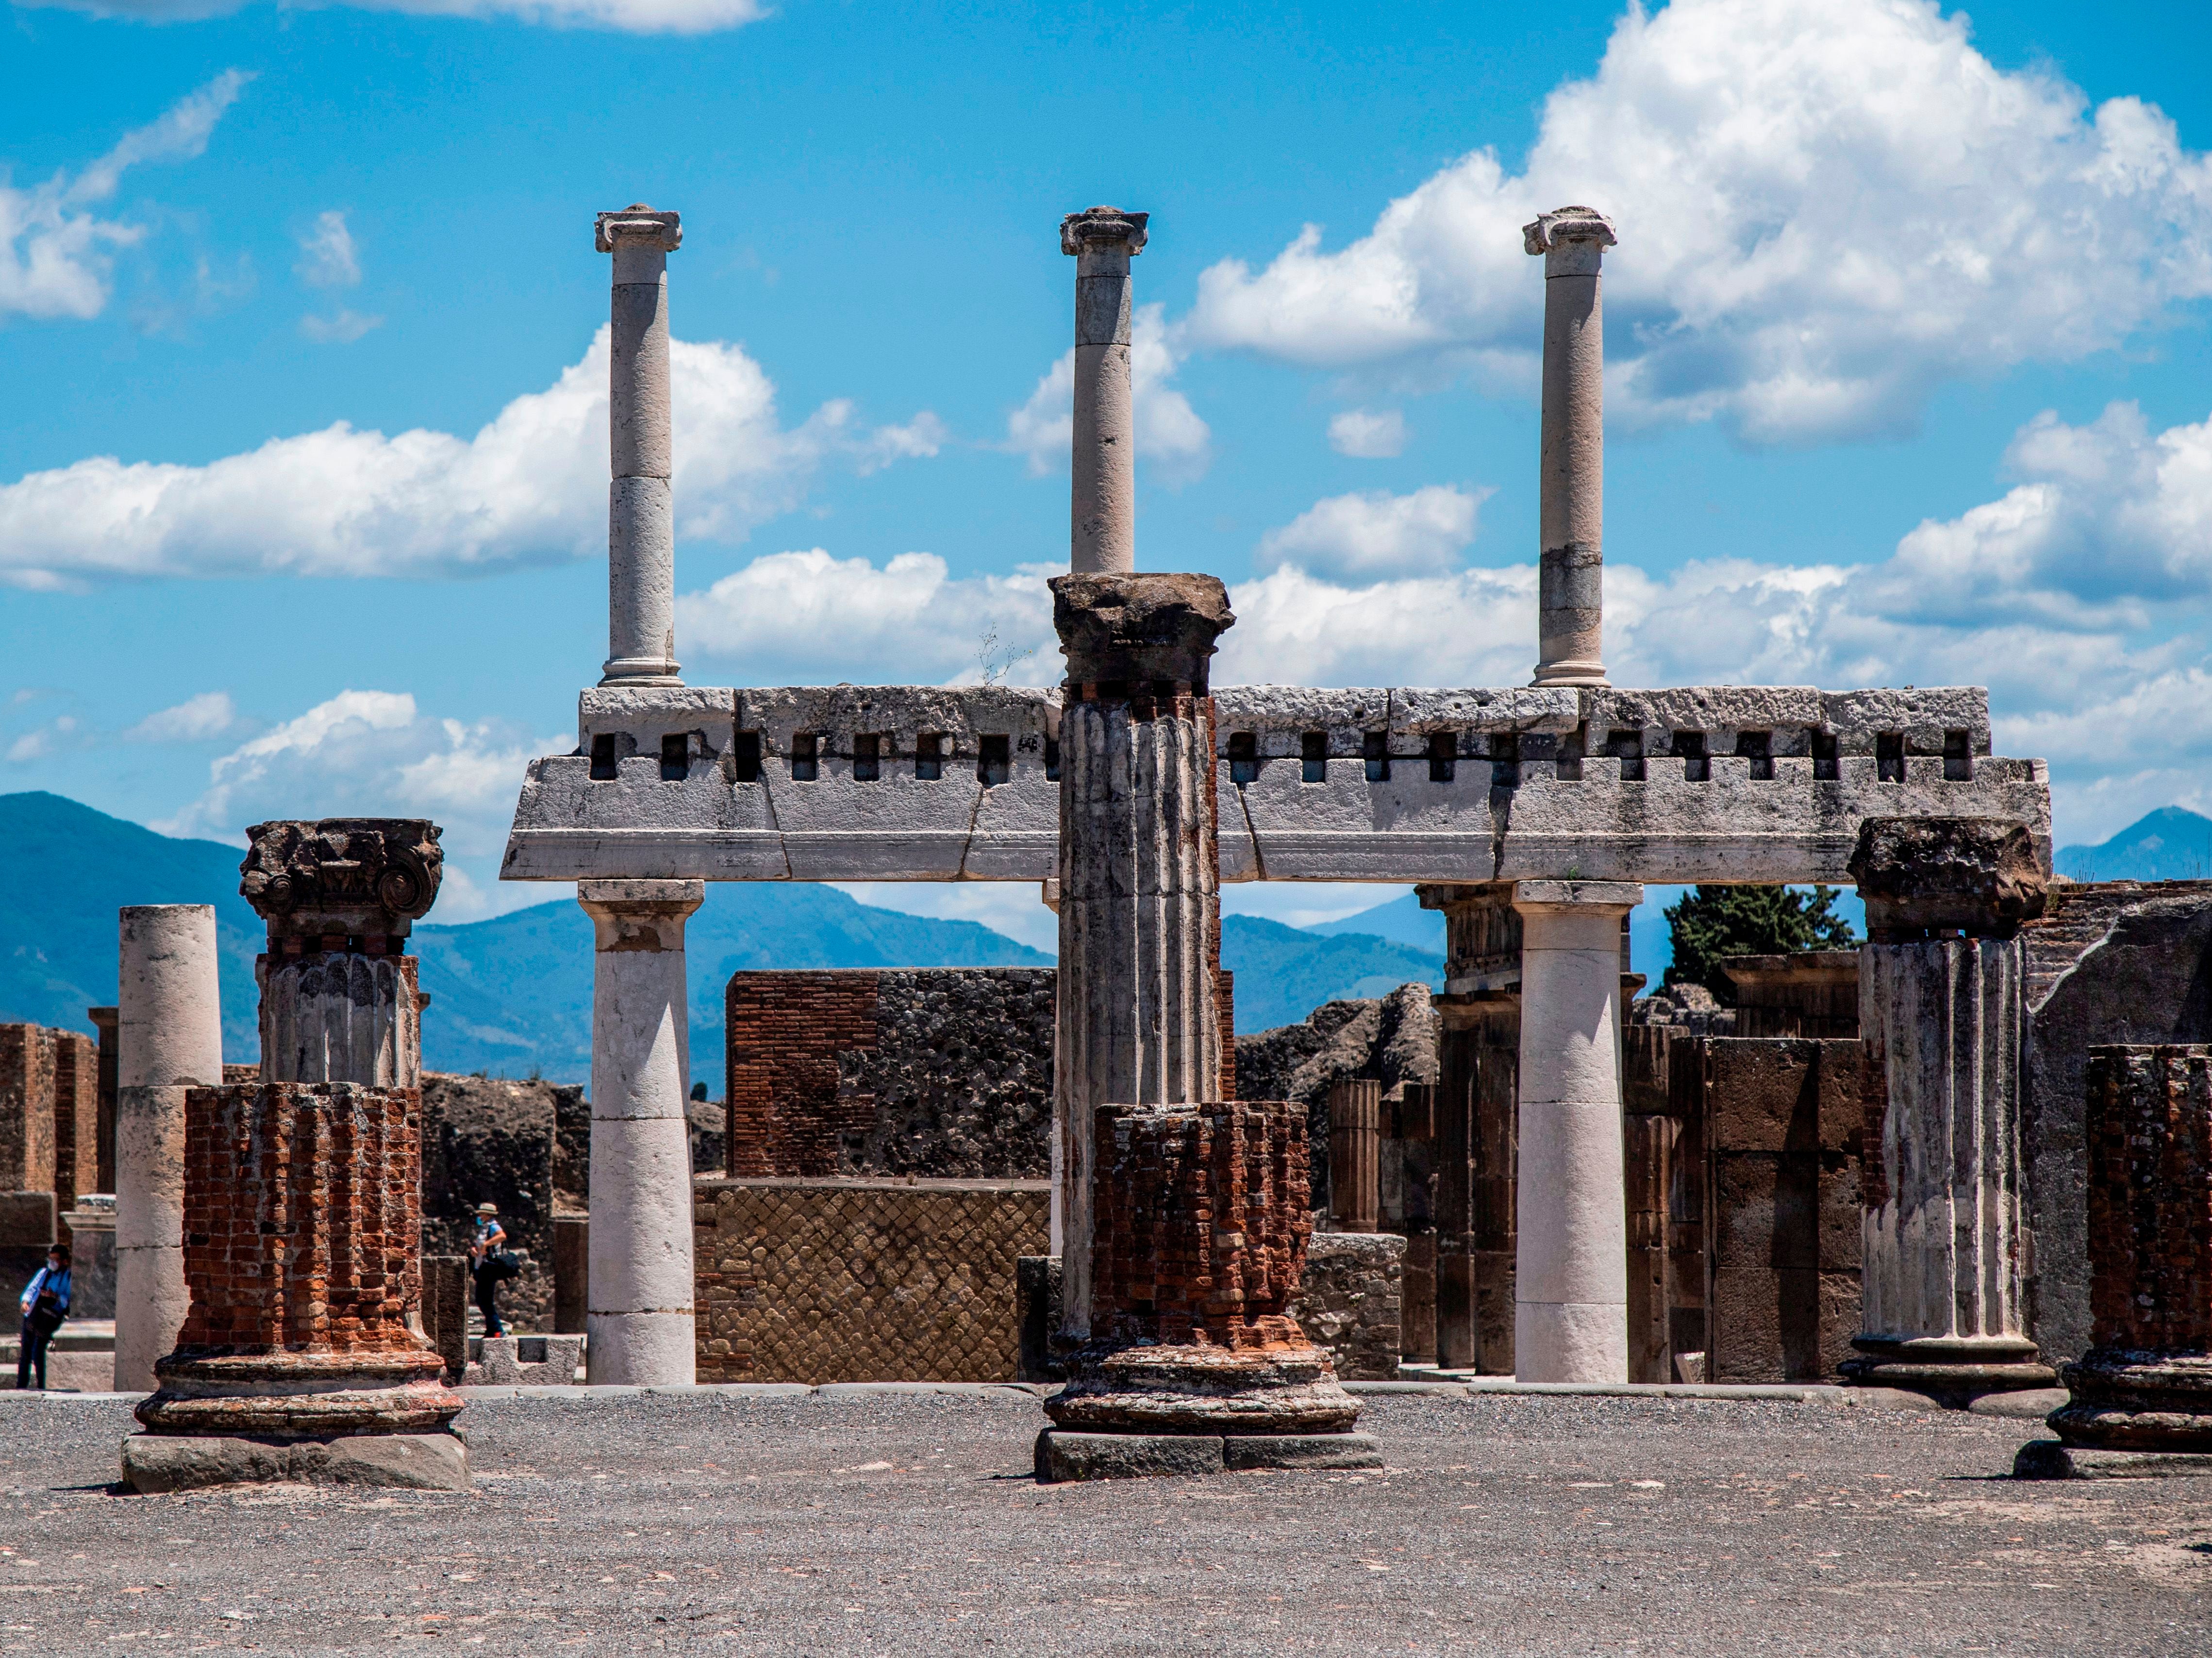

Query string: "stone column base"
[2013, 1440, 2212, 1481]
[2046, 1351, 2212, 1453]
[1042, 1342, 1362, 1436]
[1036, 1429, 1381, 1482]
[120, 1430, 469, 1493]
[135, 1350, 463, 1438]
[1838, 1335, 2057, 1406]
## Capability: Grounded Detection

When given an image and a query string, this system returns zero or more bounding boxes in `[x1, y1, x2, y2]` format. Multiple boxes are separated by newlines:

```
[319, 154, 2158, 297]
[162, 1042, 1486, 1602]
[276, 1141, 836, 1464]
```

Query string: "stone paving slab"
[0, 1389, 2203, 1655]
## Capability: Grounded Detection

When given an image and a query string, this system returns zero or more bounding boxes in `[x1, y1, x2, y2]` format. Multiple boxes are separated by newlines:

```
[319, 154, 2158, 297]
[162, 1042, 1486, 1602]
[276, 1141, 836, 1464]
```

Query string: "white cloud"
[1328, 409, 1407, 459]
[1184, 0, 2212, 443]
[0, 327, 939, 584]
[296, 210, 362, 289]
[1255, 485, 1489, 581]
[125, 691, 236, 743]
[5, 716, 79, 764]
[679, 550, 1059, 685]
[1005, 303, 1213, 484]
[23, 0, 763, 31]
[299, 308, 384, 345]
[0, 71, 249, 322]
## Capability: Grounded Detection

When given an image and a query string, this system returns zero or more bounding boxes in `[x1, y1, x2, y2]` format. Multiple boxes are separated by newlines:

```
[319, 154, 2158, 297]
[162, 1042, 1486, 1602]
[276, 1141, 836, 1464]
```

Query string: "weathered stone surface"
[0, 1025, 55, 1194]
[239, 819, 443, 939]
[1720, 953, 1860, 1039]
[1849, 817, 2047, 940]
[419, 1072, 576, 1333]
[1287, 1233, 1403, 1382]
[121, 1430, 470, 1493]
[1045, 1343, 1362, 1434]
[1052, 572, 1233, 688]
[1034, 1429, 1222, 1483]
[1221, 1431, 1382, 1471]
[2013, 1439, 2212, 1481]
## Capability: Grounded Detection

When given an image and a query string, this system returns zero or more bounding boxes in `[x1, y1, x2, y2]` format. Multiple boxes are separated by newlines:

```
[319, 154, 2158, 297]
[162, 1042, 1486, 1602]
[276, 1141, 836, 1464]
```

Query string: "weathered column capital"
[1847, 817, 2047, 941]
[240, 819, 443, 944]
[1522, 205, 1616, 276]
[596, 205, 683, 256]
[1060, 206, 1148, 257]
[577, 878, 704, 953]
[1051, 572, 1233, 691]
[1511, 878, 1642, 918]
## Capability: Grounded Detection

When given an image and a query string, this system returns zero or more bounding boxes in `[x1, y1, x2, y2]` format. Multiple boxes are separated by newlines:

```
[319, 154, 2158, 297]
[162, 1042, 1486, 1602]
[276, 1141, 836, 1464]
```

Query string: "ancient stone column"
[1328, 1077, 1381, 1233]
[1844, 818, 2057, 1402]
[1522, 206, 1614, 688]
[1061, 207, 1148, 575]
[115, 904, 222, 1392]
[1512, 878, 1642, 1382]
[597, 204, 683, 687]
[2018, 1046, 2212, 1476]
[1051, 573, 1227, 1337]
[88, 1005, 118, 1194]
[577, 878, 704, 1384]
[245, 820, 441, 1086]
[121, 820, 465, 1492]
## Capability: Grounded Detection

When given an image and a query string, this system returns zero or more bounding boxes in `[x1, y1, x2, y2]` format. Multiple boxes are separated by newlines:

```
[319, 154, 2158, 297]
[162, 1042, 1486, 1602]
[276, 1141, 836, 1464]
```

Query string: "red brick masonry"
[726, 971, 879, 1177]
[2084, 1047, 2212, 1353]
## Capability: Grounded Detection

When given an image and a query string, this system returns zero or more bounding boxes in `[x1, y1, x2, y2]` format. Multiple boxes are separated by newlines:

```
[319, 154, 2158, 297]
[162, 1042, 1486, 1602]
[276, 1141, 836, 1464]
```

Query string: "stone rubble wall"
[693, 1176, 1049, 1384]
[1289, 1233, 1404, 1381]
[418, 1073, 586, 1335]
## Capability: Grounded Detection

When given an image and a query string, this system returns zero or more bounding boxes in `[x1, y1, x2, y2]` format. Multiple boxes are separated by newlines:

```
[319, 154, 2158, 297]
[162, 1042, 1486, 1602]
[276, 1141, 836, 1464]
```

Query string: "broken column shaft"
[578, 878, 704, 1384]
[598, 205, 684, 687]
[114, 905, 222, 1392]
[1523, 206, 1614, 688]
[1050, 572, 1226, 1337]
[1062, 207, 1148, 575]
[1844, 817, 2057, 1402]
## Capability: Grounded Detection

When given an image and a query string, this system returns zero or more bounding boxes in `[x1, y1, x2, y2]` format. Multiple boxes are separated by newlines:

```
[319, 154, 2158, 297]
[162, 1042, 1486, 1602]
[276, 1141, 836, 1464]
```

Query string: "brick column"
[115, 904, 222, 1392]
[1051, 573, 1228, 1338]
[2018, 1047, 2212, 1474]
[1844, 818, 2057, 1402]
[1522, 207, 1613, 688]
[578, 878, 704, 1384]
[597, 204, 684, 687]
[1061, 207, 1147, 575]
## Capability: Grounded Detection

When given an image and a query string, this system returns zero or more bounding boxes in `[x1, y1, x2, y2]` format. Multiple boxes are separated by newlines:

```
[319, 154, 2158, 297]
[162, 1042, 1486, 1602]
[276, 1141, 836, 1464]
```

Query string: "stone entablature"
[501, 682, 2049, 887]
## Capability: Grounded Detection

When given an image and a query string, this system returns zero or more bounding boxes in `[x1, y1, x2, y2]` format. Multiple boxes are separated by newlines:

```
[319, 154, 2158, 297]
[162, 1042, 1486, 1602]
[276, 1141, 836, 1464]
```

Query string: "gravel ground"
[0, 1390, 2206, 1656]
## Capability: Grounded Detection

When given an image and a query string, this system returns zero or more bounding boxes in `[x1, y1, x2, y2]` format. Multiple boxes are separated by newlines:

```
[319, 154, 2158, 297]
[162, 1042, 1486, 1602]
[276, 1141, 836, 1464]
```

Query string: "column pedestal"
[579, 879, 703, 1384]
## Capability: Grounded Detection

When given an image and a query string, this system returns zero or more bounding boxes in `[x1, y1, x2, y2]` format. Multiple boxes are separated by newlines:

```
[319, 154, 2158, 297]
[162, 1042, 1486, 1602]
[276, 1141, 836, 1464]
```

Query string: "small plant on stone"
[977, 625, 1034, 686]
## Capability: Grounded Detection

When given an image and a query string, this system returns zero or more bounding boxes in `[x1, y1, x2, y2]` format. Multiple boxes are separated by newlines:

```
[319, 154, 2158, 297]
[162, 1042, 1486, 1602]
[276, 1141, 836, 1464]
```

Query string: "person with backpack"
[468, 1202, 517, 1338]
[17, 1245, 69, 1391]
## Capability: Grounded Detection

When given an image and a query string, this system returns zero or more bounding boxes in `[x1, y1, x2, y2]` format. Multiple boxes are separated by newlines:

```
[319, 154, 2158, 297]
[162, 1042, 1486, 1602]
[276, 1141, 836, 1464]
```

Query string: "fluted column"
[1061, 207, 1148, 575]
[1512, 878, 1642, 1382]
[1523, 206, 1614, 688]
[1845, 817, 2057, 1399]
[1053, 572, 1230, 1337]
[115, 905, 222, 1392]
[578, 878, 704, 1383]
[597, 204, 683, 687]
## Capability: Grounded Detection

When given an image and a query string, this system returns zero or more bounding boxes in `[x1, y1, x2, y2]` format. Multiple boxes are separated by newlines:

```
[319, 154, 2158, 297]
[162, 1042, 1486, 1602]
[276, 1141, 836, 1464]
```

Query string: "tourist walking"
[16, 1245, 69, 1391]
[469, 1202, 515, 1337]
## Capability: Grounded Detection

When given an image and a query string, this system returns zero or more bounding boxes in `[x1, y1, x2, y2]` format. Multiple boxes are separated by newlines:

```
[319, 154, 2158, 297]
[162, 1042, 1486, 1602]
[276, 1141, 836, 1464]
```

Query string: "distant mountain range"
[0, 791, 1442, 1086]
[2056, 806, 2212, 883]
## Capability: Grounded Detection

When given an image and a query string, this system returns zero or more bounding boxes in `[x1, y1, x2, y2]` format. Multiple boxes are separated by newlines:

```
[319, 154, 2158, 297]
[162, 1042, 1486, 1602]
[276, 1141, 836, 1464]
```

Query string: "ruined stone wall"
[2023, 881, 2212, 1362]
[725, 969, 1055, 1179]
[419, 1072, 582, 1334]
[693, 1175, 1049, 1383]
[50, 1033, 97, 1240]
[1289, 1232, 1403, 1381]
[2083, 1047, 2212, 1352]
[0, 1025, 55, 1195]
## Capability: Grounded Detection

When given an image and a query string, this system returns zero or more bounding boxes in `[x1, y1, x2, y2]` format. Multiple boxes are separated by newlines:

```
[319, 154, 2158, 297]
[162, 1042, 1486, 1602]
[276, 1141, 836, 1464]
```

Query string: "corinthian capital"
[1061, 206, 1149, 257]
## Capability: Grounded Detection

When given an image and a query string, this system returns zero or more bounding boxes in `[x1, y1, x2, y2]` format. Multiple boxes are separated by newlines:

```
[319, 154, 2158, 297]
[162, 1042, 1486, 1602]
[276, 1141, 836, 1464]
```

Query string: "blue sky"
[5, 0, 2212, 953]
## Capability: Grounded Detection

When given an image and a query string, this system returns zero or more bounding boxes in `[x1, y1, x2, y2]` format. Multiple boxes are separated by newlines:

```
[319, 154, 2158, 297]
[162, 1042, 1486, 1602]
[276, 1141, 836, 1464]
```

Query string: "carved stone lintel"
[596, 204, 683, 254]
[239, 819, 444, 941]
[1061, 206, 1149, 257]
[1847, 816, 2047, 940]
[1522, 205, 1617, 257]
[1052, 572, 1233, 691]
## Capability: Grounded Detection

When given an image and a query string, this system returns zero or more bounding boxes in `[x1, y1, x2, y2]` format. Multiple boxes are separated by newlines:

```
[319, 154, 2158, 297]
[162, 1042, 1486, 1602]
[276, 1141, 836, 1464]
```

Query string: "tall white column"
[596, 204, 683, 687]
[1061, 206, 1148, 575]
[1052, 572, 1231, 1336]
[578, 878, 703, 1384]
[1511, 879, 1640, 1382]
[1522, 206, 1614, 688]
[114, 904, 222, 1392]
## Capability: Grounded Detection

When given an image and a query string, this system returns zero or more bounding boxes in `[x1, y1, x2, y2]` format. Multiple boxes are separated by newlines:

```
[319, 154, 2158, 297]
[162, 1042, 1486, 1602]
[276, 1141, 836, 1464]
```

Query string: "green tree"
[1662, 885, 1857, 999]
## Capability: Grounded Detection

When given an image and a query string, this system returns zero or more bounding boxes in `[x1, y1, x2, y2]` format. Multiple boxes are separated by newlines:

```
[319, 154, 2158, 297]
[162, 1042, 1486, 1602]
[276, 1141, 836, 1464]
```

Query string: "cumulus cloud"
[1328, 409, 1407, 459]
[1004, 303, 1213, 484]
[1255, 485, 1489, 580]
[125, 691, 236, 743]
[1184, 0, 2212, 443]
[0, 327, 939, 584]
[21, 0, 763, 32]
[0, 70, 249, 322]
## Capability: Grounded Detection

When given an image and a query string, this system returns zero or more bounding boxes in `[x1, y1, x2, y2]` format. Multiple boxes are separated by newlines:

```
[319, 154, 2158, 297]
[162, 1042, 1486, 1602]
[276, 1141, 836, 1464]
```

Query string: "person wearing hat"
[468, 1202, 515, 1338]
[17, 1244, 69, 1390]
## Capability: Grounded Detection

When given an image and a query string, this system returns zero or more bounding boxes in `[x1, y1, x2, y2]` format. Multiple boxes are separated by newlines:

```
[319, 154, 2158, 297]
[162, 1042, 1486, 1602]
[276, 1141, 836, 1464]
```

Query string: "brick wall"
[0, 1025, 54, 1194]
[177, 1081, 424, 1355]
[694, 1175, 1049, 1383]
[50, 1033, 97, 1240]
[2084, 1046, 2212, 1353]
